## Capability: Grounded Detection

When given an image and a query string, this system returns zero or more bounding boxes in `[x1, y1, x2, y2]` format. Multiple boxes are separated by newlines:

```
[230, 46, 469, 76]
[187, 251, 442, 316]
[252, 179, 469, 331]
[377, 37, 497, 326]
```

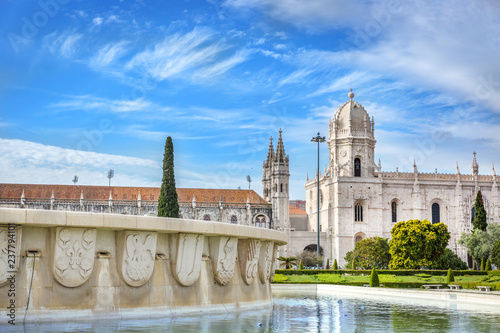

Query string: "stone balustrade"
[0, 208, 286, 323]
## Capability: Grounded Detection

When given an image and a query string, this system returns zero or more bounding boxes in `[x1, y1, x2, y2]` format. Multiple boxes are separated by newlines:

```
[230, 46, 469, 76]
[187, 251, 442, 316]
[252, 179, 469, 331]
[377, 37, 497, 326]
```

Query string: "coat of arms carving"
[238, 239, 261, 285]
[258, 241, 274, 284]
[170, 233, 204, 286]
[53, 227, 96, 287]
[0, 226, 22, 287]
[118, 231, 157, 287]
[208, 236, 238, 286]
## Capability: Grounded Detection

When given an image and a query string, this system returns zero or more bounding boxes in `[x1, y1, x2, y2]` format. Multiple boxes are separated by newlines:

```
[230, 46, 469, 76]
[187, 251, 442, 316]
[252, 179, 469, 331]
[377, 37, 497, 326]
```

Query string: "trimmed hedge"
[275, 269, 488, 276]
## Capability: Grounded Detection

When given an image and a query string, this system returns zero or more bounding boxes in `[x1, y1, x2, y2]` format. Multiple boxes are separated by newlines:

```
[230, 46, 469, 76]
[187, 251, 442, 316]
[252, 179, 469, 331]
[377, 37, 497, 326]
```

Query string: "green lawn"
[272, 273, 500, 289]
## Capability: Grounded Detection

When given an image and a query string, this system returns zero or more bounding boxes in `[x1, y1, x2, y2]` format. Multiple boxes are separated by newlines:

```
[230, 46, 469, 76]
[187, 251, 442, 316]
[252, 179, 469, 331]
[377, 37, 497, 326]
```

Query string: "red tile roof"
[0, 184, 269, 205]
[289, 205, 307, 215]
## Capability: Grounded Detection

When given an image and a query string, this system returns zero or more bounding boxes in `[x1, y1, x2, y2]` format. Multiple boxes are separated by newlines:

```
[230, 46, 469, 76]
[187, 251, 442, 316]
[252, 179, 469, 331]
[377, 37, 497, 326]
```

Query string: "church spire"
[472, 151, 479, 175]
[275, 129, 287, 163]
[265, 136, 274, 165]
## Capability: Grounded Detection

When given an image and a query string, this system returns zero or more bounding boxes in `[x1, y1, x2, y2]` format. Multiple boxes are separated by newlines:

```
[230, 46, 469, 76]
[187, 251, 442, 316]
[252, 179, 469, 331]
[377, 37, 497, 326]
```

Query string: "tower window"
[255, 215, 266, 228]
[431, 203, 440, 224]
[355, 203, 363, 222]
[280, 183, 283, 192]
[354, 158, 361, 177]
[392, 202, 397, 223]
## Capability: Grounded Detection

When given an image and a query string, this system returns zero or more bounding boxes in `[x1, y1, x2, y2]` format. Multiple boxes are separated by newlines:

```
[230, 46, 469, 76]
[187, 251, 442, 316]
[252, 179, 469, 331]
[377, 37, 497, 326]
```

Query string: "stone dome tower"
[328, 90, 376, 177]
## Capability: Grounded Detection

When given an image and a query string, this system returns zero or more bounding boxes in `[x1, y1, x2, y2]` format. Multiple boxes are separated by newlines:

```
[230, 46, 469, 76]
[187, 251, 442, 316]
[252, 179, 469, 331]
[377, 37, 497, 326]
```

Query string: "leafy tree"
[296, 250, 323, 267]
[431, 248, 468, 270]
[278, 256, 297, 269]
[492, 240, 500, 268]
[472, 191, 487, 231]
[389, 219, 450, 269]
[446, 268, 454, 283]
[344, 237, 391, 269]
[485, 259, 492, 271]
[458, 224, 500, 268]
[333, 259, 338, 270]
[369, 268, 380, 287]
[157, 137, 179, 218]
[299, 259, 304, 270]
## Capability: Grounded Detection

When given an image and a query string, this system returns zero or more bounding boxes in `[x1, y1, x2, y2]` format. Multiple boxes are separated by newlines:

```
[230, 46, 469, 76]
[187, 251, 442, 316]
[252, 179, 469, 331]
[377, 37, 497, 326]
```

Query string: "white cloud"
[126, 27, 249, 82]
[93, 17, 103, 26]
[44, 30, 83, 58]
[50, 95, 152, 113]
[0, 138, 160, 186]
[89, 41, 129, 68]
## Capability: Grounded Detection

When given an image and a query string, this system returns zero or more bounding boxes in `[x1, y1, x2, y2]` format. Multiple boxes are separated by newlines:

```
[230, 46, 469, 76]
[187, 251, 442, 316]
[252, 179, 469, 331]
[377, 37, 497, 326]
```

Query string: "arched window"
[391, 202, 397, 223]
[203, 214, 211, 221]
[255, 215, 266, 228]
[354, 232, 366, 244]
[230, 215, 237, 224]
[431, 203, 440, 224]
[280, 183, 283, 192]
[354, 158, 361, 177]
[354, 203, 363, 222]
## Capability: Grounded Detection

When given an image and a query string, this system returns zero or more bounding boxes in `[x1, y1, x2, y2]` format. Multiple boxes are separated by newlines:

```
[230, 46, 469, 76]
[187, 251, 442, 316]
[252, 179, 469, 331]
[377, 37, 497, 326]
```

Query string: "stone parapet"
[0, 208, 286, 323]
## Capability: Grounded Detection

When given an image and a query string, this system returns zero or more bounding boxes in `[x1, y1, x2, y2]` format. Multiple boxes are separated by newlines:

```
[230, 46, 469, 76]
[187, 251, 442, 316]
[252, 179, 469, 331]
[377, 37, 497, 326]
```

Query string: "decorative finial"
[456, 161, 460, 174]
[348, 88, 354, 100]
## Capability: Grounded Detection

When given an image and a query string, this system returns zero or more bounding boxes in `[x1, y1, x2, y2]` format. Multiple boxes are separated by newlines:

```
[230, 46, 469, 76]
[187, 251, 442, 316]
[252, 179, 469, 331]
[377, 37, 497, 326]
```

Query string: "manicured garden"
[272, 269, 500, 290]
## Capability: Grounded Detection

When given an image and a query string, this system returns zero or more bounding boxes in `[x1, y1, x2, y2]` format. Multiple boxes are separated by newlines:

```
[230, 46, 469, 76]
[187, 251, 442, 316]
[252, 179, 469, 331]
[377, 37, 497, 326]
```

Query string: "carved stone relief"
[269, 244, 279, 282]
[208, 236, 238, 286]
[0, 226, 22, 287]
[238, 239, 261, 285]
[118, 231, 157, 287]
[170, 233, 204, 287]
[53, 227, 96, 288]
[258, 241, 274, 284]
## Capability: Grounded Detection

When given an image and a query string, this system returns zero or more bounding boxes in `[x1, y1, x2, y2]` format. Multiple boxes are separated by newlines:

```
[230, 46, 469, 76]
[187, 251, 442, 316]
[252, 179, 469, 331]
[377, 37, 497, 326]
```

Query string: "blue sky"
[1, 0, 500, 200]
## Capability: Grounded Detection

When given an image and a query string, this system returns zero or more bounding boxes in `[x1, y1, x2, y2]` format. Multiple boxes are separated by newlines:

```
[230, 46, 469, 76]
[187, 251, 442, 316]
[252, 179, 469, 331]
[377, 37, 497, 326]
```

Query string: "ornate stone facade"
[297, 90, 500, 267]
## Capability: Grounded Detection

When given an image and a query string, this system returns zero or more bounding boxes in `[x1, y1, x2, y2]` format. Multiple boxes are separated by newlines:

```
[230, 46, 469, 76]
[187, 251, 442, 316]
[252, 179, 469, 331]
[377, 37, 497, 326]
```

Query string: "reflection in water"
[3, 293, 500, 332]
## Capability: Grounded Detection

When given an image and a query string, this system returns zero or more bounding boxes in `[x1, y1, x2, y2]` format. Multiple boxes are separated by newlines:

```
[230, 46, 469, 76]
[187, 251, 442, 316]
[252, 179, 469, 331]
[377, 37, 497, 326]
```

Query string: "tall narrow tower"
[262, 136, 275, 203]
[262, 130, 290, 230]
[272, 130, 290, 230]
[328, 89, 376, 178]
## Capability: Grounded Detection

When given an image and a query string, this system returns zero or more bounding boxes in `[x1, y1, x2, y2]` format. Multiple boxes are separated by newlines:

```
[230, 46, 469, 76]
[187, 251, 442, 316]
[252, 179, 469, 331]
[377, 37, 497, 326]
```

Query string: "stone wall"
[0, 209, 286, 323]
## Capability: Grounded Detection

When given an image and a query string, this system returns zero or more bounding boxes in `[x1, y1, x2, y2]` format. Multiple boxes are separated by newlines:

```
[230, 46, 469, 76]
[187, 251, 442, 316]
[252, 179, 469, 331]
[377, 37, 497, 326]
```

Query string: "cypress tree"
[299, 259, 304, 270]
[325, 258, 330, 270]
[369, 268, 380, 287]
[446, 268, 454, 283]
[472, 191, 487, 231]
[480, 258, 485, 271]
[157, 137, 179, 218]
[485, 259, 492, 271]
[472, 259, 477, 271]
[333, 259, 338, 270]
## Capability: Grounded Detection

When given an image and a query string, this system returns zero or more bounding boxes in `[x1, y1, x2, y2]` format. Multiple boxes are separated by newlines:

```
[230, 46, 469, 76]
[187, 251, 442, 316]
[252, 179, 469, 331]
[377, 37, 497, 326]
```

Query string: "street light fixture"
[311, 132, 326, 259]
[107, 169, 114, 186]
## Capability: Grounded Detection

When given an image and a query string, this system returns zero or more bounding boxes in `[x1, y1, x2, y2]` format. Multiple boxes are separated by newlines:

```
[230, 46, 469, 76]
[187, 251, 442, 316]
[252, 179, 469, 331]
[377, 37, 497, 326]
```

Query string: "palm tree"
[278, 256, 297, 269]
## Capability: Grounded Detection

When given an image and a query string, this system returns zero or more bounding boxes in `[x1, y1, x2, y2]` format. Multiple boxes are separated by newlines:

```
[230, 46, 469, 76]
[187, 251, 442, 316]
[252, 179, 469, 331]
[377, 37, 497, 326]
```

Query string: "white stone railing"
[0, 208, 286, 323]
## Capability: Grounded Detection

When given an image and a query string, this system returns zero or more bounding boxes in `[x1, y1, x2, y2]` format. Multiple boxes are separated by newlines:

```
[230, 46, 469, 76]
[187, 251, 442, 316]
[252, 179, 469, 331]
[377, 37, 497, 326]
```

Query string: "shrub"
[481, 258, 485, 271]
[325, 258, 330, 269]
[432, 248, 468, 270]
[278, 256, 297, 269]
[333, 259, 338, 270]
[296, 250, 323, 267]
[272, 274, 287, 283]
[299, 259, 304, 270]
[369, 268, 380, 287]
[446, 268, 455, 283]
[486, 259, 492, 271]
[344, 237, 391, 269]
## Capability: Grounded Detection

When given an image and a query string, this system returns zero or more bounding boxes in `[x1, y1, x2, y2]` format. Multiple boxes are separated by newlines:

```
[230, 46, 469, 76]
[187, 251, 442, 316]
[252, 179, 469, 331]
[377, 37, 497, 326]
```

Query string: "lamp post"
[311, 132, 325, 259]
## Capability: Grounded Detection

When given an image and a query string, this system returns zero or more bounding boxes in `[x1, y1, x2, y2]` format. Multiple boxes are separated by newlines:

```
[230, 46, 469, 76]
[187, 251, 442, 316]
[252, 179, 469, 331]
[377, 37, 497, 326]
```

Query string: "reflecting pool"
[4, 292, 500, 332]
